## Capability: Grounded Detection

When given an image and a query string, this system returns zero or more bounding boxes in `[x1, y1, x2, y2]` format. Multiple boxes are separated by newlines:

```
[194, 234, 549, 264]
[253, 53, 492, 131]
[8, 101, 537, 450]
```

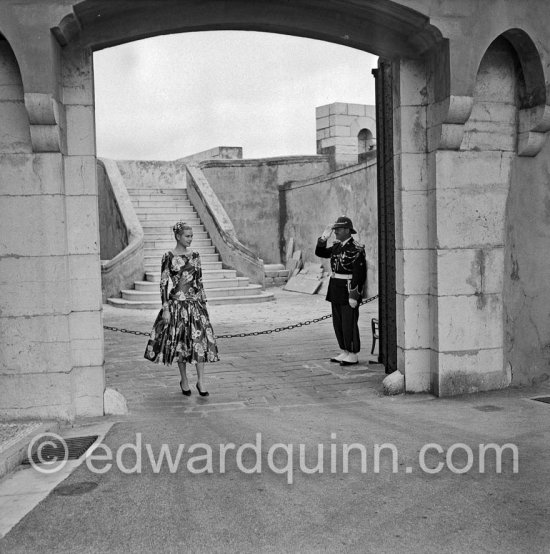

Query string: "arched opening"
[357, 128, 375, 162]
[0, 0, 451, 419]
[62, 0, 444, 398]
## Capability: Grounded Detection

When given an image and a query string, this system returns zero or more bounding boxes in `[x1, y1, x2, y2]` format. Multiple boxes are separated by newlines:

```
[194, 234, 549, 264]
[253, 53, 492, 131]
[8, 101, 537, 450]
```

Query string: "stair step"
[206, 284, 263, 298]
[142, 232, 207, 241]
[145, 269, 237, 282]
[145, 253, 220, 264]
[144, 239, 212, 248]
[207, 292, 275, 305]
[106, 298, 162, 310]
[138, 213, 199, 221]
[144, 249, 217, 260]
[144, 249, 216, 257]
[128, 194, 189, 201]
[145, 271, 233, 283]
[111, 187, 265, 310]
[127, 187, 187, 195]
[135, 276, 248, 291]
[135, 207, 196, 215]
[133, 200, 194, 208]
[144, 261, 224, 272]
[107, 291, 274, 309]
[143, 227, 210, 236]
[141, 220, 202, 228]
[121, 284, 262, 301]
[265, 268, 290, 278]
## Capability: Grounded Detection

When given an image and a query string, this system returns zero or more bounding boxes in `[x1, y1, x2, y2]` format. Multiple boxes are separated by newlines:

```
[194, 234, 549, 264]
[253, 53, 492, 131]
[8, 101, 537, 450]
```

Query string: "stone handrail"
[100, 158, 144, 301]
[185, 163, 265, 285]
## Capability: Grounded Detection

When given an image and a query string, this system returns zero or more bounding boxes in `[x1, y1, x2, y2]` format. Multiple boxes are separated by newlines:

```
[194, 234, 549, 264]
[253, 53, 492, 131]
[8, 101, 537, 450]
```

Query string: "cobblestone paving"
[104, 288, 383, 418]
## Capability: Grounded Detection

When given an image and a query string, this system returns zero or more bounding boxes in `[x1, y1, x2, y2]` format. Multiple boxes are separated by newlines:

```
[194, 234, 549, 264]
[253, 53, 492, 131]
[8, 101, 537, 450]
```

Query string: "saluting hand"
[321, 225, 333, 241]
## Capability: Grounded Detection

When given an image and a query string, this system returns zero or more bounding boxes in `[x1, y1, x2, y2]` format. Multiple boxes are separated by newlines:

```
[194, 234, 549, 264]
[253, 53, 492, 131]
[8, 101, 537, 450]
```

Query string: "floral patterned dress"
[144, 251, 219, 365]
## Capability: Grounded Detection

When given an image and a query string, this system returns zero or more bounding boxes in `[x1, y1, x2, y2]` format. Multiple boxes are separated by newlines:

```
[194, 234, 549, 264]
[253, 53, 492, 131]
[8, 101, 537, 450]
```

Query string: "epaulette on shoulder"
[355, 242, 365, 250]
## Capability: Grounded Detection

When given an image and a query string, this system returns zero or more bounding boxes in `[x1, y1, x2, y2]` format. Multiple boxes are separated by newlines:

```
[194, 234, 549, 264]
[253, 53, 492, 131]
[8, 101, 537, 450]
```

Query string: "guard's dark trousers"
[331, 303, 360, 353]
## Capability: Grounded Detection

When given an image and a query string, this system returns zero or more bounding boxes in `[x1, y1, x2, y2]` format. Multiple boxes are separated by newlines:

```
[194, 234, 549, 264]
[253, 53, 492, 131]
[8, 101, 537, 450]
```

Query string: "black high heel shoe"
[196, 383, 209, 397]
[180, 381, 191, 396]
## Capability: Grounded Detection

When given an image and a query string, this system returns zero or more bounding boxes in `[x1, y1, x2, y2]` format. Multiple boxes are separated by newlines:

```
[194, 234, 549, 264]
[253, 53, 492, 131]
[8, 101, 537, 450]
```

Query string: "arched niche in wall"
[357, 128, 375, 162]
[452, 29, 549, 390]
[461, 30, 549, 156]
[0, 35, 32, 153]
[502, 28, 549, 156]
[461, 36, 521, 153]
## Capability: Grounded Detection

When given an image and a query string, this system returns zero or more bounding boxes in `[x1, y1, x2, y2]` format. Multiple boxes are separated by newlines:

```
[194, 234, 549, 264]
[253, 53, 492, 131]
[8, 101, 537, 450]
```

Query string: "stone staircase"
[107, 187, 274, 308]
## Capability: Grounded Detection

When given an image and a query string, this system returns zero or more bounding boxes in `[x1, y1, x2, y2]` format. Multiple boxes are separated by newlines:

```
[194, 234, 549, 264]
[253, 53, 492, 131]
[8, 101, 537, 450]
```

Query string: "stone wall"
[2, 0, 550, 414]
[280, 159, 378, 297]
[177, 146, 243, 163]
[116, 159, 188, 189]
[200, 156, 331, 264]
[97, 159, 127, 260]
[0, 36, 104, 419]
[504, 137, 550, 387]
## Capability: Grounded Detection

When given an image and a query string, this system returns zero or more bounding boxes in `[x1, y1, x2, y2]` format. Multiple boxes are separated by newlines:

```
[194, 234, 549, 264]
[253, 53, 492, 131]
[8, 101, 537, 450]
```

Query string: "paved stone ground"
[3, 288, 550, 552]
[103, 288, 383, 417]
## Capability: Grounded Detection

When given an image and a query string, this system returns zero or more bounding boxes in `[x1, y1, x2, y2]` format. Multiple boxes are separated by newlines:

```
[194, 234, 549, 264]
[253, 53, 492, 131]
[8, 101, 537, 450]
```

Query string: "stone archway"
[62, 0, 442, 413]
[2, 0, 550, 418]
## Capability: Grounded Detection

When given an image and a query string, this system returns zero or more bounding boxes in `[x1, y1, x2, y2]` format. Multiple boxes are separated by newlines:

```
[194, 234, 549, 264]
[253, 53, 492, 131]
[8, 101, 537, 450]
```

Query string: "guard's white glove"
[348, 298, 358, 309]
[320, 225, 333, 241]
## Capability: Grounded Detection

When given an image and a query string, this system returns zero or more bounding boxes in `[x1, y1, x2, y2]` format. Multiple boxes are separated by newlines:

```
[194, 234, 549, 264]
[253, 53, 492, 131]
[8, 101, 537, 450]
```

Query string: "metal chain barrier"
[103, 295, 378, 339]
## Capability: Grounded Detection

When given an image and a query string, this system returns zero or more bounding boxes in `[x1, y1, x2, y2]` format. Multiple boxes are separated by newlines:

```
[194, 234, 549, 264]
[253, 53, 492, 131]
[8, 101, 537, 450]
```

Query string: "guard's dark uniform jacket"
[315, 237, 367, 304]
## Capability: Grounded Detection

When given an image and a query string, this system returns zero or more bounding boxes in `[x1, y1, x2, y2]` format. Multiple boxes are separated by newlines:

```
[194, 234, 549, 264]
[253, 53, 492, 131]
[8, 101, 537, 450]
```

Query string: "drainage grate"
[532, 396, 550, 404]
[21, 435, 99, 465]
[473, 405, 504, 412]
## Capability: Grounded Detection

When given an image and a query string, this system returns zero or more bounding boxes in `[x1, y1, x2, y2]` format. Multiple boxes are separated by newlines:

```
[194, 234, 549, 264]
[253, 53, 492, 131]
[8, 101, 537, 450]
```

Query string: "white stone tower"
[316, 102, 376, 168]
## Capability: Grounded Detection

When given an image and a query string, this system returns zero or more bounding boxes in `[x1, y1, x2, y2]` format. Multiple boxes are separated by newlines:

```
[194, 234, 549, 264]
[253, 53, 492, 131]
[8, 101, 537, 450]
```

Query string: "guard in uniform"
[315, 216, 367, 366]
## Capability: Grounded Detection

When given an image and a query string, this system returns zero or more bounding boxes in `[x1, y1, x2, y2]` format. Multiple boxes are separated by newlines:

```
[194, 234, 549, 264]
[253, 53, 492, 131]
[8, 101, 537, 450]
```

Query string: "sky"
[93, 31, 378, 161]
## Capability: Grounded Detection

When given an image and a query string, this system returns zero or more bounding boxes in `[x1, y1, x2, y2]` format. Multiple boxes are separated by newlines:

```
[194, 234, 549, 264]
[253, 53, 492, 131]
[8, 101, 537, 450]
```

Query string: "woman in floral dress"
[144, 221, 219, 396]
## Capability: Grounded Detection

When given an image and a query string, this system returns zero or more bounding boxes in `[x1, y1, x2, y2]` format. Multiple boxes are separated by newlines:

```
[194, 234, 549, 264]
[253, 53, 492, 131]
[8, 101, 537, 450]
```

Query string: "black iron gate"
[373, 60, 397, 374]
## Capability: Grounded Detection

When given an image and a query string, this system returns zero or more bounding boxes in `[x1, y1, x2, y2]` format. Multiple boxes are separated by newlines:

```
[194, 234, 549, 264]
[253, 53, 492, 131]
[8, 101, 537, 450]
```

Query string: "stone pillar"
[392, 58, 433, 392]
[63, 43, 104, 417]
[429, 39, 517, 395]
[0, 11, 104, 419]
[0, 38, 76, 419]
